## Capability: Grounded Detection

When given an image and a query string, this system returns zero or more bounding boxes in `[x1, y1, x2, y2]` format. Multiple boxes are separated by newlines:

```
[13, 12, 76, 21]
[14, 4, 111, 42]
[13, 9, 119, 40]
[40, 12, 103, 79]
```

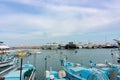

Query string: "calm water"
[1, 49, 118, 80]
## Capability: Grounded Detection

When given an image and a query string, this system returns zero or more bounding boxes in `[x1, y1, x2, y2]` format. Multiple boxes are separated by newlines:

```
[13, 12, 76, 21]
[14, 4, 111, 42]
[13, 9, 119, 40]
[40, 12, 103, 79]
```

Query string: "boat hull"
[65, 70, 83, 80]
[0, 58, 17, 68]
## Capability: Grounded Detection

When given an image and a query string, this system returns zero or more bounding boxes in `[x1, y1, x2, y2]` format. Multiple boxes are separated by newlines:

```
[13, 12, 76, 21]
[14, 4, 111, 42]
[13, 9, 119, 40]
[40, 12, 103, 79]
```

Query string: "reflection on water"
[0, 49, 118, 80]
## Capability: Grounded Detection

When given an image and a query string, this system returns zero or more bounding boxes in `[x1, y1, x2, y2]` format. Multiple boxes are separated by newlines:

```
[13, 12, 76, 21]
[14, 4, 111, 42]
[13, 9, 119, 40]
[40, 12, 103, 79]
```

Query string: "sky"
[0, 0, 120, 46]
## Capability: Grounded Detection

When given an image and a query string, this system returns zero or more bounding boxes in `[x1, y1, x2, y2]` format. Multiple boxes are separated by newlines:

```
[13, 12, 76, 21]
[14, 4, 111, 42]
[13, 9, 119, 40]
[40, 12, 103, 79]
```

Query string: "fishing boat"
[2, 64, 36, 80]
[60, 59, 110, 80]
[90, 60, 120, 80]
[0, 57, 17, 68]
[64, 42, 78, 49]
[112, 39, 120, 63]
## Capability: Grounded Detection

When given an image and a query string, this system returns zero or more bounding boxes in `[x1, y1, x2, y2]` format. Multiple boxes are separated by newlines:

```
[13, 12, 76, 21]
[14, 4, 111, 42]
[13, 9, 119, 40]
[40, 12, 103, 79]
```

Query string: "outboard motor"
[109, 70, 117, 80]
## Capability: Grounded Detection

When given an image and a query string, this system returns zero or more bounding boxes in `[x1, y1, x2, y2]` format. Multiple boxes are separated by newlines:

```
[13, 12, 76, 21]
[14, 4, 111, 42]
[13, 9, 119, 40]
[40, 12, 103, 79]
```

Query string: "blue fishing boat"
[60, 59, 110, 80]
[90, 60, 120, 80]
[0, 57, 17, 68]
[2, 64, 36, 80]
[113, 39, 120, 63]
[0, 53, 17, 68]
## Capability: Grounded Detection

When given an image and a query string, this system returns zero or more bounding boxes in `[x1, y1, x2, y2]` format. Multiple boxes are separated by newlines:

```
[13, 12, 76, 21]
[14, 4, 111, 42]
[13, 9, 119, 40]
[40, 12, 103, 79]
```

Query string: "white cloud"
[0, 7, 119, 39]
[0, 0, 120, 46]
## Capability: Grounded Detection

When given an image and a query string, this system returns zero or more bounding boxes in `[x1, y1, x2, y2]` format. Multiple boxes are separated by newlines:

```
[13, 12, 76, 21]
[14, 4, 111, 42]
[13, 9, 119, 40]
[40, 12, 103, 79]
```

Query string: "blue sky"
[0, 0, 120, 46]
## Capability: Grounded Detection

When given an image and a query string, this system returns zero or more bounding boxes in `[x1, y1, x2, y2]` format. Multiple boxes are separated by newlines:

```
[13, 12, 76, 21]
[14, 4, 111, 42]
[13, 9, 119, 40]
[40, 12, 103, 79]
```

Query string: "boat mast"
[20, 58, 23, 80]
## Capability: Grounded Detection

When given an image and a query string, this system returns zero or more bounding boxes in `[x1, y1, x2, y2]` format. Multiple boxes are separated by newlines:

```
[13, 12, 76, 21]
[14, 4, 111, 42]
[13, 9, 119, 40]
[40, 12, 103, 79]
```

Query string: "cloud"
[0, 0, 120, 46]
[104, 0, 120, 9]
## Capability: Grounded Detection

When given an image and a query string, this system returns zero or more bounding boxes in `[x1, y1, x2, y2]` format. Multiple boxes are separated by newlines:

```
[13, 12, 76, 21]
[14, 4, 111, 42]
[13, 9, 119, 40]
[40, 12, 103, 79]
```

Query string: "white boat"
[0, 41, 16, 68]
[0, 41, 10, 54]
[42, 43, 59, 50]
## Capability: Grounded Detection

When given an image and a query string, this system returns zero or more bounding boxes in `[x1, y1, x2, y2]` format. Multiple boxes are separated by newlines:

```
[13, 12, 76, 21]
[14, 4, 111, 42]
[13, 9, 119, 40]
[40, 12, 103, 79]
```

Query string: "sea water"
[1, 49, 118, 80]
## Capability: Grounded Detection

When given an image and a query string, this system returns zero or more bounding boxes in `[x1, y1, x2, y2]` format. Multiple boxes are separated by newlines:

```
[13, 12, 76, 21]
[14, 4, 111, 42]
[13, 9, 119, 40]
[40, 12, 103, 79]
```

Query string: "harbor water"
[1, 49, 118, 80]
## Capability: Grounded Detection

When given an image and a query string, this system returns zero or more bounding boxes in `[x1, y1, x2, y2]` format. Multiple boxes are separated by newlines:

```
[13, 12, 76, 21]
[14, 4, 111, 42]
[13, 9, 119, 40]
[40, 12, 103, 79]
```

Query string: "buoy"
[96, 64, 107, 68]
[50, 75, 54, 80]
[74, 63, 81, 67]
[45, 70, 50, 78]
[58, 70, 66, 79]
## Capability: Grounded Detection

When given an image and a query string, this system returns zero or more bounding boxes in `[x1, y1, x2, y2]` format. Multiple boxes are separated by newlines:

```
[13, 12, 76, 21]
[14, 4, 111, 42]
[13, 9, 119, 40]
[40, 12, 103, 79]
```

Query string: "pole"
[111, 51, 114, 63]
[44, 56, 47, 80]
[20, 58, 23, 80]
[45, 57, 47, 71]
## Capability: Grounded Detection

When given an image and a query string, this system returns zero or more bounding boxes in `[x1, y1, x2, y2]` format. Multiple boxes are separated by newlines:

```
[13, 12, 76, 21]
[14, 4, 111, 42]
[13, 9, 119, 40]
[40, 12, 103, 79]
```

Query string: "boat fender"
[50, 75, 54, 80]
[58, 70, 66, 79]
[74, 63, 81, 67]
[45, 70, 50, 78]
[96, 64, 107, 68]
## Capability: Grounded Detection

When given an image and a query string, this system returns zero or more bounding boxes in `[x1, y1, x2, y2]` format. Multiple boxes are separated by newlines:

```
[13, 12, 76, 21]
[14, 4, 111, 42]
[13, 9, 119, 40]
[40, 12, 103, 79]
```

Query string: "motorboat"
[90, 60, 120, 80]
[2, 64, 36, 80]
[60, 59, 110, 80]
[0, 56, 17, 68]
[0, 41, 17, 67]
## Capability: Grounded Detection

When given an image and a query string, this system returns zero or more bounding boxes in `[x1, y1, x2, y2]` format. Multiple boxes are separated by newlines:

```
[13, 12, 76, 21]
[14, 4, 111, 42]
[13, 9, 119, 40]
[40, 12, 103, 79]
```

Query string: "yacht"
[0, 41, 16, 67]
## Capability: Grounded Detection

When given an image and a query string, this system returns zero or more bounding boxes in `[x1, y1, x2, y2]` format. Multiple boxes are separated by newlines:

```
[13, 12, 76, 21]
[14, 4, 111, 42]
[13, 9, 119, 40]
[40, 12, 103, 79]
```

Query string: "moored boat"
[60, 59, 110, 80]
[0, 41, 9, 54]
[0, 42, 17, 68]
[90, 60, 120, 80]
[2, 64, 36, 80]
[0, 57, 17, 68]
[113, 39, 120, 63]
